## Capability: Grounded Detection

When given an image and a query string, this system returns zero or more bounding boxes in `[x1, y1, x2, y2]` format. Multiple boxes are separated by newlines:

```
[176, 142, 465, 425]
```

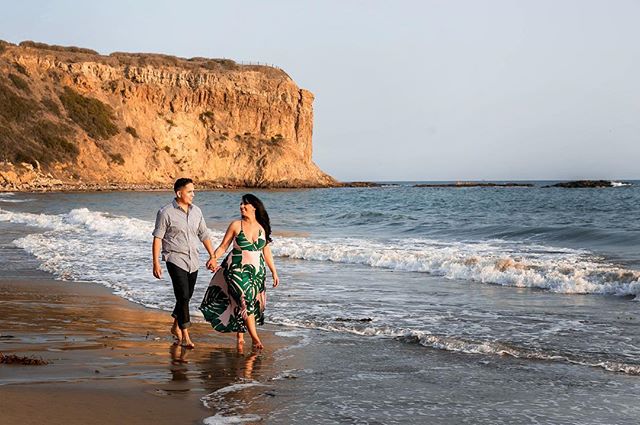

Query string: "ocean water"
[1, 182, 640, 423]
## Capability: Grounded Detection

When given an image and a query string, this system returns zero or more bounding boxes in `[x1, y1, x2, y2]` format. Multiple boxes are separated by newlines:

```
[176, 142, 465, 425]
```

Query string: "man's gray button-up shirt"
[152, 199, 210, 273]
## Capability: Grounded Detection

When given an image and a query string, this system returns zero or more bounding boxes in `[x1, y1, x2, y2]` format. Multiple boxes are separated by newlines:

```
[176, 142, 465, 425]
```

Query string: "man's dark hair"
[174, 178, 193, 193]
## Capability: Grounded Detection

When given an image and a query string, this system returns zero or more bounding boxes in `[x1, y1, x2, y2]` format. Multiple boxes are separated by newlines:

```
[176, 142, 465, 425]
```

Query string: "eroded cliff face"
[0, 41, 336, 190]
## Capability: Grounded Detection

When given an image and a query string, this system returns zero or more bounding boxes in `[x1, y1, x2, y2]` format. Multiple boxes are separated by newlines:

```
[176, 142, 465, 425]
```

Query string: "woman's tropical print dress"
[199, 227, 267, 333]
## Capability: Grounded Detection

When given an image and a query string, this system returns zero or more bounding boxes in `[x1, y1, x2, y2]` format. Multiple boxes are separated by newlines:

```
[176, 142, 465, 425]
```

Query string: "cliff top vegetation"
[0, 40, 289, 79]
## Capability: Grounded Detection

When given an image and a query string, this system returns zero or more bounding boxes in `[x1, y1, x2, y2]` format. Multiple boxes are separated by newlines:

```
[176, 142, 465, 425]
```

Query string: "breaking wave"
[1, 207, 639, 298]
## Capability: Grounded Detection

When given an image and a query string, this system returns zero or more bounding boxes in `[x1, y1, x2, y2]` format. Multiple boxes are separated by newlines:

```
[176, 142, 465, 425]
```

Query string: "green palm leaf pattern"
[199, 229, 267, 333]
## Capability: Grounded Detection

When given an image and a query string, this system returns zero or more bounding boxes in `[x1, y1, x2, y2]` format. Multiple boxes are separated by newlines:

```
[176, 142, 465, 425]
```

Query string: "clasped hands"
[206, 257, 220, 273]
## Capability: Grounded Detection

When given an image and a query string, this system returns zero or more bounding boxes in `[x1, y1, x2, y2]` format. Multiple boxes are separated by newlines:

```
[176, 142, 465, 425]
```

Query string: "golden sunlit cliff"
[0, 40, 337, 190]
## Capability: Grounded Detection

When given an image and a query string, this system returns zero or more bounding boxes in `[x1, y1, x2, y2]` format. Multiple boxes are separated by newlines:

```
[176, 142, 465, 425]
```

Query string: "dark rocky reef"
[545, 180, 632, 188]
[415, 182, 533, 188]
[341, 181, 384, 188]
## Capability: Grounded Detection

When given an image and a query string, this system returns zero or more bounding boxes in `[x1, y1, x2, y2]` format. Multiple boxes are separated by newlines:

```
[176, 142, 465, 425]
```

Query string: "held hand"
[272, 274, 280, 288]
[153, 262, 163, 279]
[206, 257, 218, 272]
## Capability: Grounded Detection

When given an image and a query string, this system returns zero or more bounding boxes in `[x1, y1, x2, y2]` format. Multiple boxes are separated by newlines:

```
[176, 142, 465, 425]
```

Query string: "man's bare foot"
[171, 322, 182, 345]
[180, 330, 195, 349]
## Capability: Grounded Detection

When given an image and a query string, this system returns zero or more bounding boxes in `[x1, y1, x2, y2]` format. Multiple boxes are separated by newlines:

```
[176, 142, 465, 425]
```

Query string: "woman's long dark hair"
[242, 194, 272, 244]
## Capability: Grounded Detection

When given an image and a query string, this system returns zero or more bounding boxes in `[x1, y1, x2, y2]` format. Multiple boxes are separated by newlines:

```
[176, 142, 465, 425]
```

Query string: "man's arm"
[151, 209, 168, 279]
[152, 237, 163, 279]
[203, 239, 216, 271]
[197, 214, 217, 270]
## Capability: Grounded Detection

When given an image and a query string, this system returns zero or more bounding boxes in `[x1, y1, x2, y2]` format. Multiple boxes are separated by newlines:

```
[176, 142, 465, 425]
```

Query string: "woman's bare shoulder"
[226, 220, 241, 233]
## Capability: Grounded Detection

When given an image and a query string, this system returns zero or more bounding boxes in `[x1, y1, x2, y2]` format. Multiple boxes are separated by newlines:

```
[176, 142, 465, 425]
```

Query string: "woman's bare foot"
[181, 340, 195, 349]
[244, 315, 263, 350]
[251, 338, 264, 350]
[236, 332, 245, 351]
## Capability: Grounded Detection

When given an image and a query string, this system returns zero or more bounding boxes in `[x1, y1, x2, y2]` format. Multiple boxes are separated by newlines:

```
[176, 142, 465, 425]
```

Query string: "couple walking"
[152, 178, 279, 350]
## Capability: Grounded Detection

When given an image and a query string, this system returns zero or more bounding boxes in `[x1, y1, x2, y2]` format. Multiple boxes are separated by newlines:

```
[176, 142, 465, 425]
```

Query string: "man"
[152, 178, 216, 348]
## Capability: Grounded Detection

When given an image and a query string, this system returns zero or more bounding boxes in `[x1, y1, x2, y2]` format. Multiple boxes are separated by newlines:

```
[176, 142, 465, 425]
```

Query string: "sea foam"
[611, 181, 632, 187]
[270, 236, 640, 297]
[202, 414, 263, 424]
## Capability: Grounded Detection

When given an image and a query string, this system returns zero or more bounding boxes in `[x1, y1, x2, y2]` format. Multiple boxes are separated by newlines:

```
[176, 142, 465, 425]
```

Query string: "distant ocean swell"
[0, 207, 639, 298]
[0, 192, 33, 203]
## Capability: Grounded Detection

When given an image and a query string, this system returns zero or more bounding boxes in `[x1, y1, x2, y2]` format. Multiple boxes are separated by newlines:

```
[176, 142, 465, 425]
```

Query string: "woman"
[199, 194, 279, 350]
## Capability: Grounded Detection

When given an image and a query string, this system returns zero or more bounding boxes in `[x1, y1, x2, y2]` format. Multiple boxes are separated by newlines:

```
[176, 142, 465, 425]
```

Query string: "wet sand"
[0, 278, 285, 424]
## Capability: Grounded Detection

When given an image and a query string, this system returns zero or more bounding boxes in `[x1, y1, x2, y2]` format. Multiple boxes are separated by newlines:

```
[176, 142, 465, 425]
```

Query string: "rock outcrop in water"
[415, 182, 533, 188]
[0, 40, 336, 191]
[546, 180, 632, 188]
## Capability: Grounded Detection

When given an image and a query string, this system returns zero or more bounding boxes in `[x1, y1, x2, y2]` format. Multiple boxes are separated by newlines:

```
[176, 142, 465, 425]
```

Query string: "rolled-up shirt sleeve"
[197, 215, 210, 242]
[152, 210, 168, 239]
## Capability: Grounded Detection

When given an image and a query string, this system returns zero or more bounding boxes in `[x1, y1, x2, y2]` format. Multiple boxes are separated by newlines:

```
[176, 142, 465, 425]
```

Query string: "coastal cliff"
[0, 40, 336, 190]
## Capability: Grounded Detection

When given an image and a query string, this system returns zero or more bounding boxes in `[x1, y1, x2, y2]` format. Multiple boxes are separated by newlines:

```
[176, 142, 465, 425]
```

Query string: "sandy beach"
[0, 277, 285, 425]
[2, 188, 640, 424]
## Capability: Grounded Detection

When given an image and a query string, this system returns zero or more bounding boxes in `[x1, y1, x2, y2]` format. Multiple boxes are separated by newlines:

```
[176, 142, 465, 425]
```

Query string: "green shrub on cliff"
[32, 121, 78, 157]
[59, 87, 119, 139]
[14, 63, 28, 75]
[0, 122, 16, 162]
[125, 126, 138, 138]
[201, 59, 238, 71]
[109, 153, 125, 165]
[0, 81, 80, 165]
[0, 119, 78, 166]
[0, 80, 37, 122]
[19, 40, 99, 55]
[199, 111, 214, 123]
[42, 98, 61, 116]
[8, 73, 30, 93]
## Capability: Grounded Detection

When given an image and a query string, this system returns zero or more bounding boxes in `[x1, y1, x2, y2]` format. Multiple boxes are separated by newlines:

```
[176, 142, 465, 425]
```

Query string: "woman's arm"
[211, 221, 240, 265]
[263, 244, 279, 287]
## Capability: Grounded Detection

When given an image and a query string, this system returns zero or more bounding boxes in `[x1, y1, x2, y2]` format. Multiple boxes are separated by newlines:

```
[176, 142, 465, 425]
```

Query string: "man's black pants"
[166, 262, 198, 329]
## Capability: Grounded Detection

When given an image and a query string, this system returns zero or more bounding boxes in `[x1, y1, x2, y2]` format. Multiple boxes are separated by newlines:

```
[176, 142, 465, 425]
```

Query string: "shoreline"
[0, 181, 342, 193]
[1, 179, 636, 193]
[0, 276, 288, 424]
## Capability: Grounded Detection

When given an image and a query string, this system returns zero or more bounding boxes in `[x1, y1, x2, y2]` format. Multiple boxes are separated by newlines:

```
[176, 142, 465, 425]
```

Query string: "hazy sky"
[1, 1, 639, 181]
